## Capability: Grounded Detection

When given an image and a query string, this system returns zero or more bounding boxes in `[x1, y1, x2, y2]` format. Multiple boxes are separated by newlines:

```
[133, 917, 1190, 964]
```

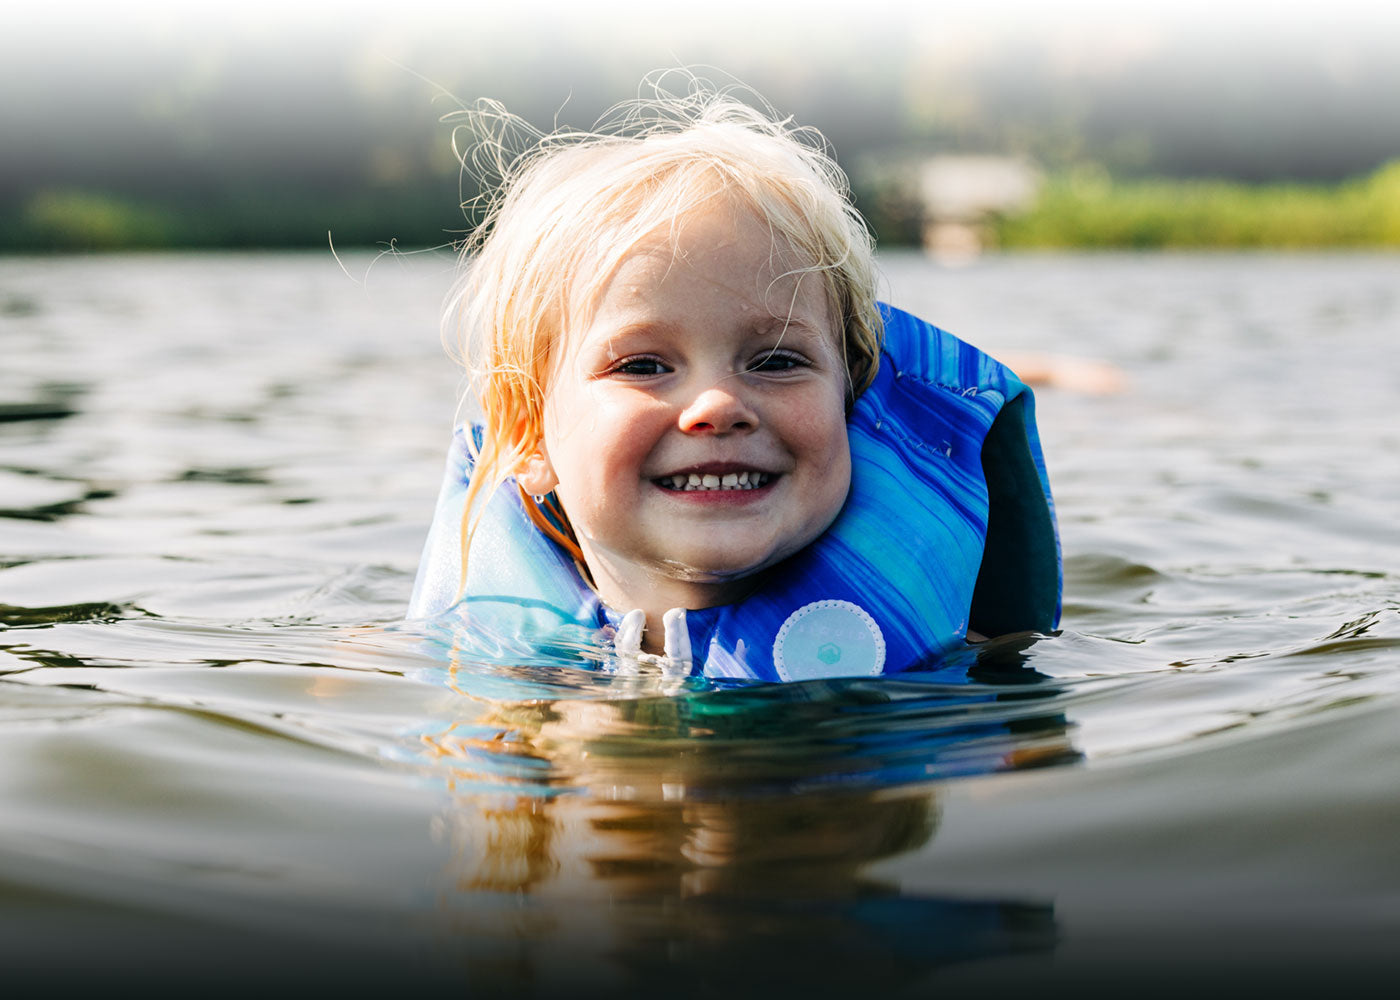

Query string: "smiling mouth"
[655, 471, 774, 492]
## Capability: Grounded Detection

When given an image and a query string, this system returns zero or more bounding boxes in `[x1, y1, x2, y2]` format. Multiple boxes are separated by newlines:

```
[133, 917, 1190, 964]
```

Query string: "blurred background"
[3, 0, 1399, 254]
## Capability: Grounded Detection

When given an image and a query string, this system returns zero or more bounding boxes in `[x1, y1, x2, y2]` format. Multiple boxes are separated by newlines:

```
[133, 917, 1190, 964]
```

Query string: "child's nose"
[678, 384, 757, 435]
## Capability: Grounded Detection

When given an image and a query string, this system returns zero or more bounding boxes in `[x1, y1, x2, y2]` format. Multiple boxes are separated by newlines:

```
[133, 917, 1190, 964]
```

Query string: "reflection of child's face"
[518, 202, 851, 616]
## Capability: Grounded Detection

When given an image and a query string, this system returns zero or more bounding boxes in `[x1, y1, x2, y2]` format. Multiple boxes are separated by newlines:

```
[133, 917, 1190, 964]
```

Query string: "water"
[2, 250, 1398, 992]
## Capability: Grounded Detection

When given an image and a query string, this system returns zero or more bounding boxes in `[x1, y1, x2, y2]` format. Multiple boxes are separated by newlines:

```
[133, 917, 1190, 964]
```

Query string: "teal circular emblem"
[772, 600, 886, 681]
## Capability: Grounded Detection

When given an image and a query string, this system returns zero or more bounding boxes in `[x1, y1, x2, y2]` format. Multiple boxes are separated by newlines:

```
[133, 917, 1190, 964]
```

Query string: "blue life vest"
[409, 304, 1061, 683]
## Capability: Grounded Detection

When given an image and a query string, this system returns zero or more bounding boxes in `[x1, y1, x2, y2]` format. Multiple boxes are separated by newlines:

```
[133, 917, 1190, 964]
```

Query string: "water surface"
[2, 250, 1398, 992]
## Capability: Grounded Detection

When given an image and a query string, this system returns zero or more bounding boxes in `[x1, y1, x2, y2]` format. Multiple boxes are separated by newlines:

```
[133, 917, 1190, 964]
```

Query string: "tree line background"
[4, 2, 1399, 252]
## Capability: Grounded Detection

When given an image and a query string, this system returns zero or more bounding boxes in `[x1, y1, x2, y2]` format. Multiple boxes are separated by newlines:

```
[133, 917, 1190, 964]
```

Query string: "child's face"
[518, 202, 851, 613]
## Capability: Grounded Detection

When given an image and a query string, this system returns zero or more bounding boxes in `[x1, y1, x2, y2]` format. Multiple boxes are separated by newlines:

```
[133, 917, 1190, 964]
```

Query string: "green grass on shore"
[993, 160, 1400, 249]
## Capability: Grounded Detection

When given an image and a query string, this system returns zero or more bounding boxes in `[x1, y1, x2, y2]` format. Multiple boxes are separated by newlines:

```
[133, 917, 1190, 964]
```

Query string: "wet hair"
[445, 74, 882, 574]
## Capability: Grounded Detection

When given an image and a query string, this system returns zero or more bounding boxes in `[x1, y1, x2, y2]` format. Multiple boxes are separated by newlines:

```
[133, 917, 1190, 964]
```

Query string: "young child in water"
[446, 95, 877, 654]
[413, 84, 1061, 678]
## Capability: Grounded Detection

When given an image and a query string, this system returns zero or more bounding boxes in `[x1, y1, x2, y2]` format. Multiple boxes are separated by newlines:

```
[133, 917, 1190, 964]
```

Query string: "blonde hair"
[445, 75, 882, 577]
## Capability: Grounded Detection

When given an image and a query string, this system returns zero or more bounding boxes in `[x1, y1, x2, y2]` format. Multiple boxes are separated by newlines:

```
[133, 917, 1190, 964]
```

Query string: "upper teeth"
[661, 471, 771, 491]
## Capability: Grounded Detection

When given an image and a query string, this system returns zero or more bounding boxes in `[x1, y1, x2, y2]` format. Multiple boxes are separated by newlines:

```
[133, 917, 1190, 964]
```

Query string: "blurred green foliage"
[17, 160, 1396, 253]
[994, 160, 1400, 249]
[19, 191, 182, 250]
[8, 183, 463, 252]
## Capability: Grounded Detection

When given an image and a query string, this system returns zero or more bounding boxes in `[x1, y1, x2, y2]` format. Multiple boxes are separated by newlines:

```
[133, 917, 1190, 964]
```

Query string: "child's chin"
[656, 549, 784, 589]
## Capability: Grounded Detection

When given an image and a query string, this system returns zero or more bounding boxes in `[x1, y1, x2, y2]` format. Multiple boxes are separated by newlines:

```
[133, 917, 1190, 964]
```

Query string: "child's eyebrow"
[577, 323, 673, 364]
[759, 313, 825, 334]
[754, 315, 838, 350]
[593, 321, 673, 347]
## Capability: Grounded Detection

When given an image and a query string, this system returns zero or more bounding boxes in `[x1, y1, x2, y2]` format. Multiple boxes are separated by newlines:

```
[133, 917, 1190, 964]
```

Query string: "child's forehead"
[621, 221, 787, 286]
[575, 202, 820, 315]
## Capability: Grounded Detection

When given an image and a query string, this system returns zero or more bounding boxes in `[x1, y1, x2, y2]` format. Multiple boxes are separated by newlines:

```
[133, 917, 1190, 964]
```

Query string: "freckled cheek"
[789, 391, 850, 466]
[544, 382, 624, 459]
[806, 417, 845, 464]
[597, 395, 673, 455]
[815, 437, 851, 500]
[548, 396, 667, 507]
[831, 444, 853, 507]
[806, 414, 852, 517]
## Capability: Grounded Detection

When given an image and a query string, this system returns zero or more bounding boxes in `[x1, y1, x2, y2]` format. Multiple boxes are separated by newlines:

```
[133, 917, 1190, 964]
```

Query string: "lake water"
[2, 250, 1398, 993]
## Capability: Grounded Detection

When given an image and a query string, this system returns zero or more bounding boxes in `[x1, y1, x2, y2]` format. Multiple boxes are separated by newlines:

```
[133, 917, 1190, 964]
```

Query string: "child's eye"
[606, 355, 671, 378]
[748, 350, 809, 374]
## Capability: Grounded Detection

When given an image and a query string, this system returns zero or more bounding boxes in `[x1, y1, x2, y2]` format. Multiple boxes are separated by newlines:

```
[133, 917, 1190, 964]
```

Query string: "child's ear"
[515, 447, 559, 497]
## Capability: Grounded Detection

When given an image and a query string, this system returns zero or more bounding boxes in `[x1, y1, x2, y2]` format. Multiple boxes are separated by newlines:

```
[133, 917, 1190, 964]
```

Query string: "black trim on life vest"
[969, 395, 1060, 637]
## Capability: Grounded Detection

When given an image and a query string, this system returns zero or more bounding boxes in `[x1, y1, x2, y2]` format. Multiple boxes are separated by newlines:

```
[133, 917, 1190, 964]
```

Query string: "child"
[410, 85, 1060, 682]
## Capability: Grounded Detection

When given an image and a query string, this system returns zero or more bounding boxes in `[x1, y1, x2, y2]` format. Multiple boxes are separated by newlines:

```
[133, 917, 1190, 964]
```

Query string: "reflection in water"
[408, 641, 1075, 992]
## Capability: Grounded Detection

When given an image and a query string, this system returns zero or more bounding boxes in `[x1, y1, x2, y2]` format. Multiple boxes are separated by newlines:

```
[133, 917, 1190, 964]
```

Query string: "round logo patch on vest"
[772, 600, 886, 681]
